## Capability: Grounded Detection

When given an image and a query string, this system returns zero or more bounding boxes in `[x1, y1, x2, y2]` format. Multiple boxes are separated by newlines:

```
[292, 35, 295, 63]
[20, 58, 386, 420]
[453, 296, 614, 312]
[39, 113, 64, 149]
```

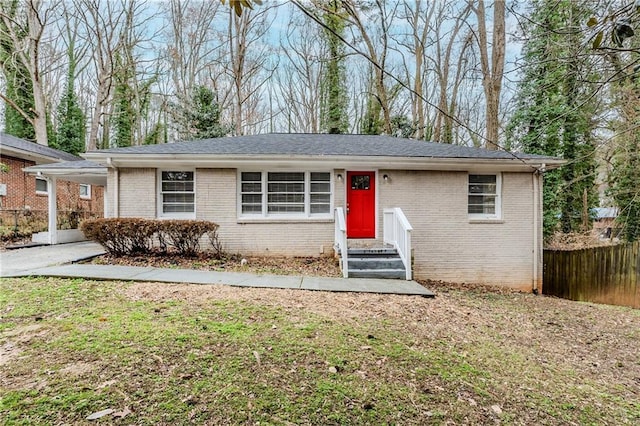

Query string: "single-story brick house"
[0, 133, 104, 240]
[26, 134, 564, 292]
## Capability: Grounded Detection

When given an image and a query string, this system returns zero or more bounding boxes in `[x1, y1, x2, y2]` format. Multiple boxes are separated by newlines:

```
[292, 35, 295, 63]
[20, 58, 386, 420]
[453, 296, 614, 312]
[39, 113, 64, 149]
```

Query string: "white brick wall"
[379, 170, 537, 290]
[119, 168, 156, 218]
[115, 166, 541, 289]
[195, 169, 334, 256]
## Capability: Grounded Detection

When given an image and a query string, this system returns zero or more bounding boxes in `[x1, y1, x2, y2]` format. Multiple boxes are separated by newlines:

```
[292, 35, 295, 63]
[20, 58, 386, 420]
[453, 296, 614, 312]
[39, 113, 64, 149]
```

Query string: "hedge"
[81, 218, 221, 257]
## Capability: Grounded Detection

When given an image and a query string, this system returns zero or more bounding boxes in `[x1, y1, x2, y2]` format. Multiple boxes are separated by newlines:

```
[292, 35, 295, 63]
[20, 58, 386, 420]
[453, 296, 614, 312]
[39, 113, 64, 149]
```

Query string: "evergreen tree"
[507, 0, 599, 237]
[319, 0, 349, 134]
[171, 85, 230, 140]
[53, 83, 85, 155]
[53, 35, 85, 155]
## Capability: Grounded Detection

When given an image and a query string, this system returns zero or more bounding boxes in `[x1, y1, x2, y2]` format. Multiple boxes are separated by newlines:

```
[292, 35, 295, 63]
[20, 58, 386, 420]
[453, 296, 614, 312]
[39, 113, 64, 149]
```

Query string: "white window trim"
[468, 172, 502, 220]
[237, 170, 333, 220]
[79, 184, 91, 200]
[35, 177, 48, 195]
[157, 169, 196, 219]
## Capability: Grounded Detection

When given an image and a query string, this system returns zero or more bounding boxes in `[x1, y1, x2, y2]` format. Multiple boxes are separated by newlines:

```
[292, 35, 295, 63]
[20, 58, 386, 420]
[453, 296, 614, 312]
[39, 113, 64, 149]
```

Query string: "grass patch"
[1, 277, 639, 425]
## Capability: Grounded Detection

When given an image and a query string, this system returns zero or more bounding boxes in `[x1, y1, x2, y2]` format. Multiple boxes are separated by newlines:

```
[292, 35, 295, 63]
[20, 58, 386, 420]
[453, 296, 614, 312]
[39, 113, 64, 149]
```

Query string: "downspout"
[532, 164, 545, 294]
[532, 172, 538, 294]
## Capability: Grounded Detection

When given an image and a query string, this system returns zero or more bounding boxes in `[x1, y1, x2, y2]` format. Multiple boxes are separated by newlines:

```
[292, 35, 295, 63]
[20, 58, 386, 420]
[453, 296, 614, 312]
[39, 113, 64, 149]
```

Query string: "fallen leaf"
[491, 405, 503, 415]
[253, 350, 261, 365]
[86, 408, 115, 420]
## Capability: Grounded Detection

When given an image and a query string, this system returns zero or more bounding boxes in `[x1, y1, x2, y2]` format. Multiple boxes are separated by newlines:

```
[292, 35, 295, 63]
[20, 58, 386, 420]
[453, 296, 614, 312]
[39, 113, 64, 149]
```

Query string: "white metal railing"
[334, 207, 349, 278]
[383, 208, 413, 280]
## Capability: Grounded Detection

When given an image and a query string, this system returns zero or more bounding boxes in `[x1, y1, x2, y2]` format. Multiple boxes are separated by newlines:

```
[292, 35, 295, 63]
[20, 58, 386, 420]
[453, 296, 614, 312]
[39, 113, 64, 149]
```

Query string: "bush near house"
[80, 218, 221, 257]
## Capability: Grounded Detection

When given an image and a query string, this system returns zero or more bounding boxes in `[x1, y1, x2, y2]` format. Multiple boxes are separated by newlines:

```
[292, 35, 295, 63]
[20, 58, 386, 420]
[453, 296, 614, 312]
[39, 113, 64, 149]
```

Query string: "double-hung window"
[159, 171, 195, 218]
[468, 174, 501, 219]
[240, 171, 331, 218]
[268, 172, 305, 213]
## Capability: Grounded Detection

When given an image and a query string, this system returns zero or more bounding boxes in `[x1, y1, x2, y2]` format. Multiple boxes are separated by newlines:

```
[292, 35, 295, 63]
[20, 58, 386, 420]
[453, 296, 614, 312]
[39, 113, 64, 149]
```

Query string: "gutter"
[82, 153, 565, 173]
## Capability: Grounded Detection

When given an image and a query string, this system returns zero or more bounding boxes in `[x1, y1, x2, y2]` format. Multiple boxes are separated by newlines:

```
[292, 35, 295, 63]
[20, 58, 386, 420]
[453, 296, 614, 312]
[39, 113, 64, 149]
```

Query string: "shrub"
[158, 220, 219, 257]
[81, 218, 220, 257]
[81, 218, 157, 255]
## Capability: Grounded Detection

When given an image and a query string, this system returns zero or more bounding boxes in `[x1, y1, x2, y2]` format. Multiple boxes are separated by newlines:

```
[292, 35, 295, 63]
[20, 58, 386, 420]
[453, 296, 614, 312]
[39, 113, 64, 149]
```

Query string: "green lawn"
[1, 277, 639, 425]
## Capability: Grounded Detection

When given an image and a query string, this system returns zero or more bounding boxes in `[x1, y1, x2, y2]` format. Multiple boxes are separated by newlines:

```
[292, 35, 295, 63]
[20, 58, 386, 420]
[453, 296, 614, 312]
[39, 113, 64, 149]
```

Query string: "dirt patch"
[0, 342, 21, 367]
[59, 361, 96, 377]
[90, 253, 342, 277]
[0, 323, 47, 367]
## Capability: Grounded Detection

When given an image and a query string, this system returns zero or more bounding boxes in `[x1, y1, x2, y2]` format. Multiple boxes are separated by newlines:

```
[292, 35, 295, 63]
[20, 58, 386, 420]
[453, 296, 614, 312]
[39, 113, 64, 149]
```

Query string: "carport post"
[47, 176, 57, 245]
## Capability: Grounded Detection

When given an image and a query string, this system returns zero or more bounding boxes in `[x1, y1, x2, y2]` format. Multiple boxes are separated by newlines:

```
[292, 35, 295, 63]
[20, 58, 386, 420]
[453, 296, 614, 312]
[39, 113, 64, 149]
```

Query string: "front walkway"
[0, 241, 106, 276]
[1, 243, 434, 297]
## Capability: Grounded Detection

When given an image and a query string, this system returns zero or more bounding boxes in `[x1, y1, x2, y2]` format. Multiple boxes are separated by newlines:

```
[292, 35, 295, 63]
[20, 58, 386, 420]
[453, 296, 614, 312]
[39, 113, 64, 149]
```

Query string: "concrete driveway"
[0, 241, 106, 277]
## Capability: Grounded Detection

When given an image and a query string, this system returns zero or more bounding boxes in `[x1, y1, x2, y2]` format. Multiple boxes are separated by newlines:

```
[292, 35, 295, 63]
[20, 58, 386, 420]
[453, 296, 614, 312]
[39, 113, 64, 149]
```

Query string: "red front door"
[346, 171, 376, 238]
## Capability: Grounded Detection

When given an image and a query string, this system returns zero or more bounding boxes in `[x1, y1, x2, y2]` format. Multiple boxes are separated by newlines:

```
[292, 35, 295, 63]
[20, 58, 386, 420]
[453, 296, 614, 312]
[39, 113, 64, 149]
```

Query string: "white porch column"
[103, 186, 109, 218]
[47, 176, 57, 245]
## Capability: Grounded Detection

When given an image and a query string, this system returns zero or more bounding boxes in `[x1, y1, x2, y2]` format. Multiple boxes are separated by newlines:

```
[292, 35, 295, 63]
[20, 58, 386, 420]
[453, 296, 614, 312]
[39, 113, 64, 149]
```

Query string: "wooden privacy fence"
[543, 242, 639, 309]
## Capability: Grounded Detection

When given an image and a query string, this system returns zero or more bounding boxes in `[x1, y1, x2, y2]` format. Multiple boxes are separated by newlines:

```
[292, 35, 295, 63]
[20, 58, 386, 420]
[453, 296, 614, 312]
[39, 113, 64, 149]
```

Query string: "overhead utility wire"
[290, 0, 541, 172]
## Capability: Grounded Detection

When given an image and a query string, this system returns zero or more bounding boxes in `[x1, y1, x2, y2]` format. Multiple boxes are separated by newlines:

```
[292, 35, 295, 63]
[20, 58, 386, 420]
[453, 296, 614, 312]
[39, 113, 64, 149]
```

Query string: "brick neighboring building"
[0, 133, 103, 215]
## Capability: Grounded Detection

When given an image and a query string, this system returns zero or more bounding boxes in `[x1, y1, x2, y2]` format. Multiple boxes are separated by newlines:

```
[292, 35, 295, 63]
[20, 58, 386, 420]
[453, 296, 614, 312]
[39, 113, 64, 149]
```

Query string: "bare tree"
[396, 0, 435, 140]
[471, 0, 505, 149]
[76, 0, 125, 150]
[341, 0, 398, 134]
[274, 5, 327, 133]
[225, 4, 275, 135]
[165, 0, 223, 100]
[75, 0, 158, 149]
[0, 0, 56, 145]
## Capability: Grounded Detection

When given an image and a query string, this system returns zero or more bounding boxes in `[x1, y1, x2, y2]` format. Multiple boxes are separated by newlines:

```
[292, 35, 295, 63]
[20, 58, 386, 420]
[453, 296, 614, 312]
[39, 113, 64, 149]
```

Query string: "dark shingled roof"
[88, 133, 557, 161]
[0, 133, 81, 162]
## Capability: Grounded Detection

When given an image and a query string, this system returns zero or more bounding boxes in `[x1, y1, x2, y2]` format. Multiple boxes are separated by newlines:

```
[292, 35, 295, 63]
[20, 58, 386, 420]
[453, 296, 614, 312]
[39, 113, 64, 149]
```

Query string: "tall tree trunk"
[474, 0, 505, 150]
[342, 0, 393, 134]
[0, 0, 50, 145]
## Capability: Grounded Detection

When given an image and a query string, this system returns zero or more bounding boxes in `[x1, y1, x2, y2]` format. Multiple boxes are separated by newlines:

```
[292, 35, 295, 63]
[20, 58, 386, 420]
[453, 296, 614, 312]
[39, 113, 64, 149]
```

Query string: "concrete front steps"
[346, 248, 407, 279]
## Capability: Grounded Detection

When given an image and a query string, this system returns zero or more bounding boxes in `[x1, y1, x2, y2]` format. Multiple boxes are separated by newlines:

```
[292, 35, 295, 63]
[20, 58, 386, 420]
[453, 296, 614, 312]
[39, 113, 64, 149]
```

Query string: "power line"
[289, 0, 541, 172]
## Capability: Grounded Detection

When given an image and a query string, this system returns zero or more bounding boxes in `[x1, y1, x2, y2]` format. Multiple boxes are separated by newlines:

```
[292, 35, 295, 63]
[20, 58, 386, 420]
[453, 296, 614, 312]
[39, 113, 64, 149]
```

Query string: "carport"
[23, 160, 108, 244]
